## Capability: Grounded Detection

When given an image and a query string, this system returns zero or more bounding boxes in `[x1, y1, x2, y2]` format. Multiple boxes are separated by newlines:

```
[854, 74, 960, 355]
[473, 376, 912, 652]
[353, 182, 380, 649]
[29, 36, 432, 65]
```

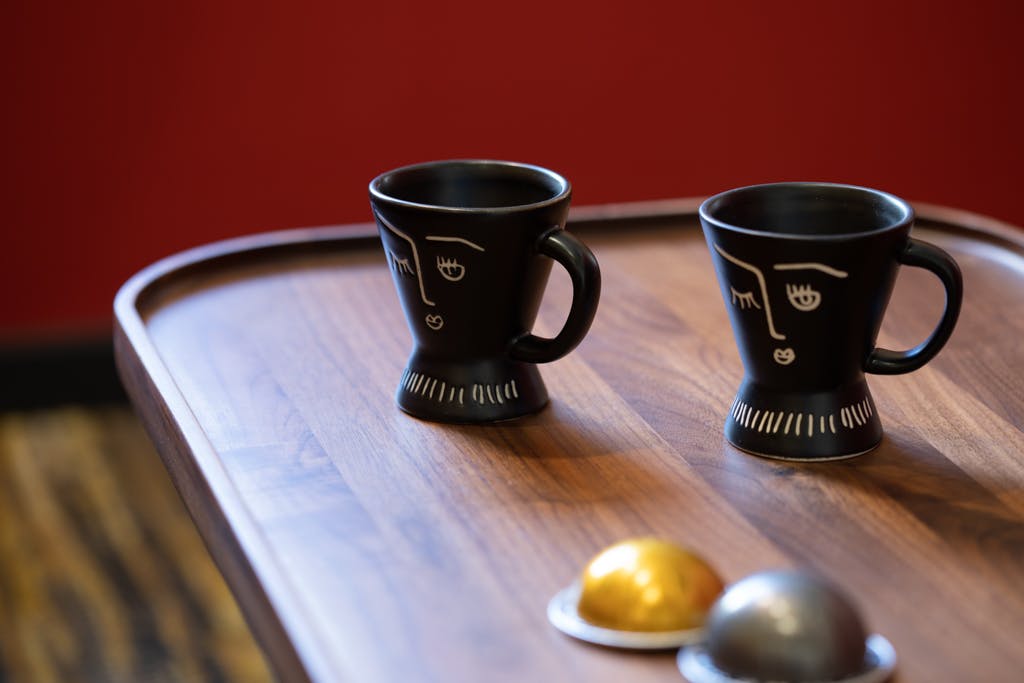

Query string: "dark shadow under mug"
[369, 160, 601, 423]
[700, 182, 963, 460]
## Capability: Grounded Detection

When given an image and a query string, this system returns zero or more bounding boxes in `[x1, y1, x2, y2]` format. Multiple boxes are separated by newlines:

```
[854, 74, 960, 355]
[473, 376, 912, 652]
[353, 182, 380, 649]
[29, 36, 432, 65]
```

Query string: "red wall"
[3, 1, 1023, 333]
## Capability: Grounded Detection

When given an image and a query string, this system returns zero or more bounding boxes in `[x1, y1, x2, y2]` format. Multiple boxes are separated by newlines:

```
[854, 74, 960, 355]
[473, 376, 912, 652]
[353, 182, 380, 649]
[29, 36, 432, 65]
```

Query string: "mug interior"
[702, 183, 912, 236]
[372, 160, 568, 210]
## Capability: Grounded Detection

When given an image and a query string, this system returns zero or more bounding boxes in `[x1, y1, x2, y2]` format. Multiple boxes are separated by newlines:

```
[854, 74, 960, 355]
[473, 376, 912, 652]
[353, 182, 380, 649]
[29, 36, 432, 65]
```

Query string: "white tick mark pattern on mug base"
[399, 369, 521, 408]
[729, 396, 875, 438]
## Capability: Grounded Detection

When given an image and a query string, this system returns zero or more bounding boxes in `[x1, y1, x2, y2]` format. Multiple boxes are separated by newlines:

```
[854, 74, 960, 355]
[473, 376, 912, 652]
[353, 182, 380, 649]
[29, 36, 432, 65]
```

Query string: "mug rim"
[699, 182, 914, 240]
[369, 159, 571, 214]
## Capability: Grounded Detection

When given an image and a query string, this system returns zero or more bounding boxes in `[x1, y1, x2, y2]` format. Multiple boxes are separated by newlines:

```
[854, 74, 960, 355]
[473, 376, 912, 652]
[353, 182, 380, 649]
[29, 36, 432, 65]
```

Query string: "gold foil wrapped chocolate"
[576, 537, 724, 632]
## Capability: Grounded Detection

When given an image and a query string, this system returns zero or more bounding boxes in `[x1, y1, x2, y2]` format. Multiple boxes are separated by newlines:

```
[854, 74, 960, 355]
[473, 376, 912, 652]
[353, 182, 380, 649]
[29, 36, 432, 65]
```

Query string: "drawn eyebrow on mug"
[375, 213, 436, 307]
[773, 262, 849, 278]
[425, 235, 486, 252]
[713, 243, 786, 341]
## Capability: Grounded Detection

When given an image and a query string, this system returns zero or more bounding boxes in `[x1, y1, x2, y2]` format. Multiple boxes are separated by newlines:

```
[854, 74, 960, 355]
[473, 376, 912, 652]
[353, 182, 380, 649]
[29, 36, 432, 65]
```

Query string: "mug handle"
[509, 228, 601, 363]
[864, 238, 963, 375]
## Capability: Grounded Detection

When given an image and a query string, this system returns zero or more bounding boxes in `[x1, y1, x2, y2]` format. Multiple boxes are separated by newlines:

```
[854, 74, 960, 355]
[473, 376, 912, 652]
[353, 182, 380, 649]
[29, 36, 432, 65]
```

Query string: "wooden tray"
[114, 200, 1024, 683]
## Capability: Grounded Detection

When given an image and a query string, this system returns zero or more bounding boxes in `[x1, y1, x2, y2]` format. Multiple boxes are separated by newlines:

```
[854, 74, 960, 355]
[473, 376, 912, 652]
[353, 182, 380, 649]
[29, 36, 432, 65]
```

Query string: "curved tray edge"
[113, 200, 1024, 324]
[111, 233, 380, 683]
[113, 324, 331, 683]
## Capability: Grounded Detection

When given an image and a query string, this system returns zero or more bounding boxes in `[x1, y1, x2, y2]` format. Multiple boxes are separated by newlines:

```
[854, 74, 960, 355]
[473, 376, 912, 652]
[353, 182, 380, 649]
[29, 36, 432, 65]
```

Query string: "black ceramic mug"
[700, 182, 962, 460]
[369, 159, 601, 423]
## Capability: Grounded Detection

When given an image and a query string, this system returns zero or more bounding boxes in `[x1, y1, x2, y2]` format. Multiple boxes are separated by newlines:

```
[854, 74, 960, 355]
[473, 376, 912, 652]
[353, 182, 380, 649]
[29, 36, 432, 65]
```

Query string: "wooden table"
[114, 200, 1024, 682]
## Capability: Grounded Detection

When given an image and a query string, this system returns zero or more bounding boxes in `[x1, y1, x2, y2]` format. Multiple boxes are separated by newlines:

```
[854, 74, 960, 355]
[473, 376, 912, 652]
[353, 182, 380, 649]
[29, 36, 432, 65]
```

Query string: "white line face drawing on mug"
[377, 213, 436, 306]
[714, 243, 850, 366]
[377, 214, 487, 329]
[714, 244, 786, 341]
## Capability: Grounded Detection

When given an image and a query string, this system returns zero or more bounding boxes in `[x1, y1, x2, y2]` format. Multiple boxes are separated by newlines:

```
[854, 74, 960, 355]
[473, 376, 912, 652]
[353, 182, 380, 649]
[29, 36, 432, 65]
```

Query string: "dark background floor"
[0, 339, 274, 683]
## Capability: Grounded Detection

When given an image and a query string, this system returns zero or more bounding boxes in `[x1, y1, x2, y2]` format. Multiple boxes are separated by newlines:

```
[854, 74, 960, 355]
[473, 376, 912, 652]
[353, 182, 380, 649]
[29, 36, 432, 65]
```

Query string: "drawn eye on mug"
[437, 256, 466, 282]
[714, 244, 786, 342]
[390, 251, 415, 277]
[785, 283, 821, 311]
[730, 287, 761, 310]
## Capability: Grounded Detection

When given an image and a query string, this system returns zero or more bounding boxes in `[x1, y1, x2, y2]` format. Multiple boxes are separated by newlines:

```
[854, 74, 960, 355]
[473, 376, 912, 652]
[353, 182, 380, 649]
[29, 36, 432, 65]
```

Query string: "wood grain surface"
[114, 201, 1024, 683]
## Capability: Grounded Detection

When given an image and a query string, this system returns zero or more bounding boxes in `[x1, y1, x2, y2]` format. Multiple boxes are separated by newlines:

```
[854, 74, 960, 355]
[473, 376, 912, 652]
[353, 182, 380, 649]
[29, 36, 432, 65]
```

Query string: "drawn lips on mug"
[773, 348, 796, 365]
[425, 314, 444, 330]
